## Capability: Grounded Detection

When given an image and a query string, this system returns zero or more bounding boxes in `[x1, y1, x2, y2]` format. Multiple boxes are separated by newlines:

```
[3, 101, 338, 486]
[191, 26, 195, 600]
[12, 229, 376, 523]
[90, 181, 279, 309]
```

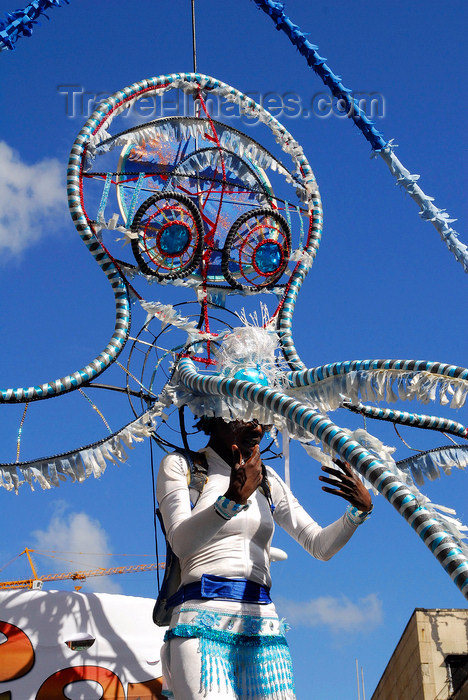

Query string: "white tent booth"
[0, 590, 165, 699]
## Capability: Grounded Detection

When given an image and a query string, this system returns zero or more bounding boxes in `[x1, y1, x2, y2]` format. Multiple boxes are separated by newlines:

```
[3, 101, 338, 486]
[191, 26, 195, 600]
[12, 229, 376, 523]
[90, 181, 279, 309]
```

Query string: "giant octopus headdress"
[1, 73, 468, 599]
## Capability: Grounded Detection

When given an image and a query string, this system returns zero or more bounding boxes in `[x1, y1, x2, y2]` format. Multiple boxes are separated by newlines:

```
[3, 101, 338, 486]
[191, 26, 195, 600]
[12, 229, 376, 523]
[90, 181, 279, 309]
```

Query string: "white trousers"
[161, 637, 238, 699]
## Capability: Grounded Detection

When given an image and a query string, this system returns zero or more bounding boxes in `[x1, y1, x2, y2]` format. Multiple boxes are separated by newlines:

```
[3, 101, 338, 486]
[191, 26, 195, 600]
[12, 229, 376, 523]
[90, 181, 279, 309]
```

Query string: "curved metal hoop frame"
[0, 72, 322, 403]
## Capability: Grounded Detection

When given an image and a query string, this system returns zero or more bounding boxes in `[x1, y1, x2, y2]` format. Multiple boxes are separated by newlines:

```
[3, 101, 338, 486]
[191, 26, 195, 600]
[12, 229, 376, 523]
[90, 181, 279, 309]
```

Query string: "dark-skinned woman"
[156, 416, 372, 699]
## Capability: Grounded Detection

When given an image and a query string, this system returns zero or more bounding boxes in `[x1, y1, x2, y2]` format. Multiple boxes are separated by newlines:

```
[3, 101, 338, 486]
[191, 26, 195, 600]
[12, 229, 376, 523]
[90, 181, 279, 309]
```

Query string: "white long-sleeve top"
[156, 446, 359, 589]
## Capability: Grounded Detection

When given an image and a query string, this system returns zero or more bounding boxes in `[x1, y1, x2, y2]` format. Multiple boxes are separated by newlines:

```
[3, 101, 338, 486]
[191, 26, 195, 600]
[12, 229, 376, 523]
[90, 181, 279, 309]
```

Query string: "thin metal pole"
[356, 659, 361, 700]
[190, 0, 203, 277]
[191, 0, 197, 73]
[361, 666, 366, 700]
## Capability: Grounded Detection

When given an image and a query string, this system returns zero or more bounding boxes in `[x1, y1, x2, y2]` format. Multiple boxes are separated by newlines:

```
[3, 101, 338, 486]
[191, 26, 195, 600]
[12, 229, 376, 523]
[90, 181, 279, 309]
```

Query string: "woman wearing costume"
[156, 415, 372, 699]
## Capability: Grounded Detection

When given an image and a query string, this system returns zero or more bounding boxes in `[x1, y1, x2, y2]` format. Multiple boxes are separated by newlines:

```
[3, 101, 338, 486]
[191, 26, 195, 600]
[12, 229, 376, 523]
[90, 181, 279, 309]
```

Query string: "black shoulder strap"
[176, 448, 208, 505]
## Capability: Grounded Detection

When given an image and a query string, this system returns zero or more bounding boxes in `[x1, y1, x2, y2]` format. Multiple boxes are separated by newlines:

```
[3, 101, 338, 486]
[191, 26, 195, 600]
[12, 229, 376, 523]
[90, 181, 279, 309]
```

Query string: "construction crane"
[0, 548, 165, 590]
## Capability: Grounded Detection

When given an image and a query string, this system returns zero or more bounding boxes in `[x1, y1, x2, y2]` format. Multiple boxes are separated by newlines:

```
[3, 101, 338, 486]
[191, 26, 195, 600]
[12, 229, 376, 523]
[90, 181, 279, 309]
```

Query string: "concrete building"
[371, 609, 468, 700]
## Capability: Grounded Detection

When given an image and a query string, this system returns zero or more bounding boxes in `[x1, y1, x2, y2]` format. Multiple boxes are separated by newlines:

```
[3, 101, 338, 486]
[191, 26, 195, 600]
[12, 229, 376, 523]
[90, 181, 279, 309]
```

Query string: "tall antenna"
[191, 0, 197, 73]
[356, 659, 361, 700]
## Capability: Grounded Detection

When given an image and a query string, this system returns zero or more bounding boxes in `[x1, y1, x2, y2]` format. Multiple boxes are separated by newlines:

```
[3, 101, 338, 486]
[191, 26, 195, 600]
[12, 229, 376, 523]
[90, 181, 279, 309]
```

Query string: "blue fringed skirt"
[161, 601, 295, 699]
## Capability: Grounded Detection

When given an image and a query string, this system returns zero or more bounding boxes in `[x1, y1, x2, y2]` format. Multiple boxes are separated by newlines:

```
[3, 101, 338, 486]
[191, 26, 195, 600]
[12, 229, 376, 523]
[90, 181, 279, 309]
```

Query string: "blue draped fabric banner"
[0, 0, 68, 51]
[251, 0, 468, 273]
[2, 0, 465, 270]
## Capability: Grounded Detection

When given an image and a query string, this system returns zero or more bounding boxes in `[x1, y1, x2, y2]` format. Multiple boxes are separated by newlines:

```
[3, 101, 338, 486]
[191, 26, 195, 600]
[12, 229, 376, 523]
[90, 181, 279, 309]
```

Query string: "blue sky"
[0, 1, 467, 698]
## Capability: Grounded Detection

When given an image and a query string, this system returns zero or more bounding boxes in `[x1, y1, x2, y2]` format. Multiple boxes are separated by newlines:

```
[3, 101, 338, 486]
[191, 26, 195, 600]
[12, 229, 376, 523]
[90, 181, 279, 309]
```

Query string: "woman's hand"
[319, 458, 373, 512]
[223, 444, 263, 505]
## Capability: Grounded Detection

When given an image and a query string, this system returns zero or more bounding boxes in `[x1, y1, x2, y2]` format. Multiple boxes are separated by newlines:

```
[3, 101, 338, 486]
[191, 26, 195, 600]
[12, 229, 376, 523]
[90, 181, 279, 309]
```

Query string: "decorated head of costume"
[64, 73, 323, 425]
[78, 74, 321, 300]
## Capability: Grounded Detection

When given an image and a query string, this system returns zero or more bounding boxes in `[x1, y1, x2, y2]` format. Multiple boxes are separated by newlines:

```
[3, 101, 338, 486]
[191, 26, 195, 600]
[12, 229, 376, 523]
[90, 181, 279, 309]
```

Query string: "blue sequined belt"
[167, 574, 272, 607]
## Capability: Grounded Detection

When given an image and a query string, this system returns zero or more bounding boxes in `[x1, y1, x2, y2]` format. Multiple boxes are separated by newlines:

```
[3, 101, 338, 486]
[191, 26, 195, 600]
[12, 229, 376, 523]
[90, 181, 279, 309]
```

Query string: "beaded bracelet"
[345, 504, 373, 526]
[214, 495, 250, 520]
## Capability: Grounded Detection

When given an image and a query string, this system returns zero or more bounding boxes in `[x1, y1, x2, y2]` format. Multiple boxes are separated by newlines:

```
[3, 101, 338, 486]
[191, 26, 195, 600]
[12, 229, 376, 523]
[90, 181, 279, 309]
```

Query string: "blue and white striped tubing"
[252, 0, 467, 273]
[0, 279, 129, 403]
[178, 356, 468, 598]
[287, 359, 468, 387]
[343, 401, 468, 440]
[277, 198, 322, 371]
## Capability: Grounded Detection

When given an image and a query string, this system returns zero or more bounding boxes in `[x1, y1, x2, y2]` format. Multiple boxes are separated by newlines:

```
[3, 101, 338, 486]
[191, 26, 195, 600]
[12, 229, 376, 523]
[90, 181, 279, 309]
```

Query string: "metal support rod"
[87, 383, 153, 402]
[356, 659, 361, 700]
[191, 0, 197, 73]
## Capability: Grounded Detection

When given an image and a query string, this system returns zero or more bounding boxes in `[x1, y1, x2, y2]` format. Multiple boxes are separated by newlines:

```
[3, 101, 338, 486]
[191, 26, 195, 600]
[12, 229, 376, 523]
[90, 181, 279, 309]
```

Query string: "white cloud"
[0, 141, 66, 256]
[276, 593, 382, 634]
[32, 506, 122, 594]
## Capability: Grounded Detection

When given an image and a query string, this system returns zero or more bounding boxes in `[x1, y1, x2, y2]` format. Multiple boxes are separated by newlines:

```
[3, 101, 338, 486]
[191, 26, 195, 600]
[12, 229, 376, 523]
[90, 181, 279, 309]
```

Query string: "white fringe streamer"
[0, 408, 163, 494]
[289, 370, 468, 412]
[397, 446, 468, 486]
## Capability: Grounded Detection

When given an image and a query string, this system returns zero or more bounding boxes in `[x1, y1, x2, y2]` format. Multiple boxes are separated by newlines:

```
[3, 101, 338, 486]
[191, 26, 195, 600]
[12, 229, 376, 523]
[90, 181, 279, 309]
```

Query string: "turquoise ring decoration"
[222, 208, 291, 291]
[131, 192, 204, 280]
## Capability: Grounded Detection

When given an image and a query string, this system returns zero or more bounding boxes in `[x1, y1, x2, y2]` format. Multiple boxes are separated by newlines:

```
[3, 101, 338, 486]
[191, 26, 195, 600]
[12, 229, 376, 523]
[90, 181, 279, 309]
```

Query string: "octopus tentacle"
[177, 356, 468, 598]
[285, 361, 468, 413]
[342, 400, 468, 440]
[288, 359, 468, 385]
